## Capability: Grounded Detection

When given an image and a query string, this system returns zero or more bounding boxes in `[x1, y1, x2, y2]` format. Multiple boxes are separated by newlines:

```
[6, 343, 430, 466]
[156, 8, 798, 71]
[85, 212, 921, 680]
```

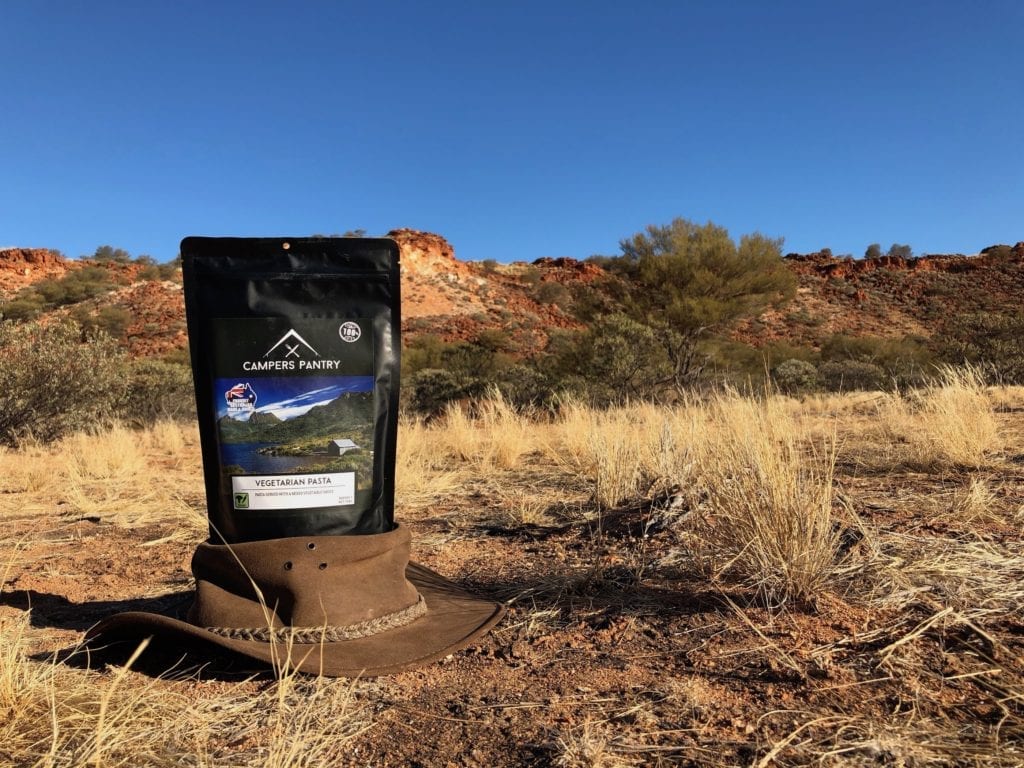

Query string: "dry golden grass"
[0, 612, 371, 767]
[879, 365, 1002, 470]
[0, 420, 204, 536]
[439, 389, 531, 471]
[987, 384, 1024, 412]
[681, 395, 839, 608]
[2, 371, 1022, 765]
[545, 399, 700, 509]
[0, 441, 58, 500]
[798, 390, 888, 418]
[395, 415, 466, 509]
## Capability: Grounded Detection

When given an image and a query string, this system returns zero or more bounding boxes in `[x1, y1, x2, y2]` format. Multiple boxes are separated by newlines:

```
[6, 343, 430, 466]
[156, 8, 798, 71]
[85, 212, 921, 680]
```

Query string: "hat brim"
[85, 563, 505, 677]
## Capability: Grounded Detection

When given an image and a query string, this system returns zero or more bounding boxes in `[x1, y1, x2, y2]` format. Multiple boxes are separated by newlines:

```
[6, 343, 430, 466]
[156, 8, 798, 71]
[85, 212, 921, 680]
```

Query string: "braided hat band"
[204, 595, 427, 643]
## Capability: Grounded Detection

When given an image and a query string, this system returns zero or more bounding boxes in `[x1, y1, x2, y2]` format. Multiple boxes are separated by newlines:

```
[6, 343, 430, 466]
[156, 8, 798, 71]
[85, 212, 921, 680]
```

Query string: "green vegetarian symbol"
[234, 492, 250, 509]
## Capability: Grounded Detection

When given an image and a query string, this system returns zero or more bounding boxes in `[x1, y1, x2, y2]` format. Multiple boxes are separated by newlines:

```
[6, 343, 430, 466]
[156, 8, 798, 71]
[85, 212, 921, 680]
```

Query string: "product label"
[212, 318, 374, 511]
[231, 472, 356, 510]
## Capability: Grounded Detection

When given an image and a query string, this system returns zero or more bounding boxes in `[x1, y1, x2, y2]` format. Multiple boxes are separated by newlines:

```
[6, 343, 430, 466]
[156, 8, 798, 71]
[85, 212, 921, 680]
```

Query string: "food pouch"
[181, 237, 400, 542]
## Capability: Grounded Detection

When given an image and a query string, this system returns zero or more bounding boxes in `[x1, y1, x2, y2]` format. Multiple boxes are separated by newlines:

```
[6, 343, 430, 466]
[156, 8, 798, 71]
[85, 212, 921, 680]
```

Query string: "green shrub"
[35, 267, 115, 306]
[158, 262, 182, 282]
[531, 280, 572, 308]
[604, 217, 796, 391]
[819, 359, 886, 391]
[520, 265, 543, 287]
[161, 344, 192, 366]
[495, 364, 558, 410]
[942, 310, 1024, 384]
[403, 334, 450, 376]
[0, 321, 128, 445]
[2, 266, 118, 322]
[406, 368, 465, 416]
[772, 359, 820, 395]
[72, 305, 133, 339]
[550, 314, 671, 404]
[820, 333, 933, 388]
[0, 296, 46, 321]
[120, 359, 196, 425]
[90, 245, 131, 263]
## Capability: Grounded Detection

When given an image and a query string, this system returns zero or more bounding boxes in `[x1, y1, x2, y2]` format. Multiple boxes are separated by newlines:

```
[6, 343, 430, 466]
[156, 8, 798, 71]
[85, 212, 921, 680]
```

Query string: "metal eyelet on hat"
[283, 561, 293, 570]
[307, 542, 317, 550]
[318, 562, 328, 570]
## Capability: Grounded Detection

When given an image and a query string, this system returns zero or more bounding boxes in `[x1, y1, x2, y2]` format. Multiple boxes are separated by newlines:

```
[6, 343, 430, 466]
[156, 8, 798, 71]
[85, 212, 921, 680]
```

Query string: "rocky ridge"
[0, 247, 71, 295]
[3, 233, 1023, 358]
[731, 243, 1024, 346]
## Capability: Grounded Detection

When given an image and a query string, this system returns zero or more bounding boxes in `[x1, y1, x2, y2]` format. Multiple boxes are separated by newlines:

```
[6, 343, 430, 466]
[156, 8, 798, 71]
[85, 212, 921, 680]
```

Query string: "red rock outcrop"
[784, 245, 1023, 281]
[0, 248, 63, 267]
[532, 256, 605, 283]
[0, 248, 70, 296]
[386, 229, 489, 321]
[387, 228, 468, 278]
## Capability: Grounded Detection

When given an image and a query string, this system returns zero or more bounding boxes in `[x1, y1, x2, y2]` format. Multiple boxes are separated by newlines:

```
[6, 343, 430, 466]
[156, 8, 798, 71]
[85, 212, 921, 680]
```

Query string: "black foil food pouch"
[181, 237, 400, 543]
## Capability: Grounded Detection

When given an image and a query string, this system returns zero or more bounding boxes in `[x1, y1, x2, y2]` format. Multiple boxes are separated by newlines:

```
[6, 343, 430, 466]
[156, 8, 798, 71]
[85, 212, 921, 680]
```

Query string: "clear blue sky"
[2, 1, 1021, 263]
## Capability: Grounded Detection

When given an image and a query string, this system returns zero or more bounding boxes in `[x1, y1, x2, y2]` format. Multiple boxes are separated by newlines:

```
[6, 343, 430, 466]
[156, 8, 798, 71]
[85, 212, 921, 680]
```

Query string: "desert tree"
[887, 243, 913, 259]
[614, 218, 796, 391]
[90, 245, 132, 263]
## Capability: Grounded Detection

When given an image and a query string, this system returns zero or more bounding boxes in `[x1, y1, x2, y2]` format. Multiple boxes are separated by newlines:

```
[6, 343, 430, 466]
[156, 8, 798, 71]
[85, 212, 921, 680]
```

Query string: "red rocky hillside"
[3, 236, 1022, 359]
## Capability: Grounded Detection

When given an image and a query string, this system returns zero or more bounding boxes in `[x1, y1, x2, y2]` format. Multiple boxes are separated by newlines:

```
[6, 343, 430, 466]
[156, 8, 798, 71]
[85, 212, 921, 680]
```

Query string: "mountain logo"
[264, 329, 320, 359]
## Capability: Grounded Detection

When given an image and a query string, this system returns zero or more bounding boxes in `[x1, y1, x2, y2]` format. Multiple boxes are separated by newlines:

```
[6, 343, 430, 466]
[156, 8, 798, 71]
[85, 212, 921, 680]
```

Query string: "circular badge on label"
[339, 321, 362, 342]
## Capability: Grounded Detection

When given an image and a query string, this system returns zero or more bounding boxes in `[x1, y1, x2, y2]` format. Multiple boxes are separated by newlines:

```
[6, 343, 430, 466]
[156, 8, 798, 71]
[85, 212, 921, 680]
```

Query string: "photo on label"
[214, 374, 375, 488]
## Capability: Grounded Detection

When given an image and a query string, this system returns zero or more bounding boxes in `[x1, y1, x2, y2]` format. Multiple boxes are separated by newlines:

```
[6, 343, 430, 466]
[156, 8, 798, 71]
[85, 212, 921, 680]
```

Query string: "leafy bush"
[34, 267, 117, 306]
[0, 321, 128, 445]
[531, 280, 572, 308]
[406, 368, 465, 416]
[402, 334, 450, 377]
[0, 295, 46, 321]
[121, 359, 196, 425]
[819, 360, 885, 391]
[820, 333, 933, 388]
[1, 266, 118, 321]
[772, 359, 820, 395]
[158, 259, 183, 282]
[942, 310, 1024, 384]
[72, 305, 133, 339]
[494, 364, 559, 410]
[546, 314, 671, 404]
[89, 245, 131, 263]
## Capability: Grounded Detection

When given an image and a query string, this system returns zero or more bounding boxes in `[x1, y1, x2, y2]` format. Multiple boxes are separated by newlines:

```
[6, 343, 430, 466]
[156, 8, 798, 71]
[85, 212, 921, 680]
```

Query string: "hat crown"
[187, 525, 420, 631]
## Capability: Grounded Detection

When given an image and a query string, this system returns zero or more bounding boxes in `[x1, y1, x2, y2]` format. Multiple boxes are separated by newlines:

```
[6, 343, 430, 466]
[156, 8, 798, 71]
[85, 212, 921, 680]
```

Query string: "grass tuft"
[681, 394, 839, 608]
[882, 365, 1002, 470]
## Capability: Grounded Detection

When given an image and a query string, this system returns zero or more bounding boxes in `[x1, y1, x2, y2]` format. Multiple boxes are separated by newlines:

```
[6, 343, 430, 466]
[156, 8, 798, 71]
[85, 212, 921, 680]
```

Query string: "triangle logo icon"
[264, 328, 320, 358]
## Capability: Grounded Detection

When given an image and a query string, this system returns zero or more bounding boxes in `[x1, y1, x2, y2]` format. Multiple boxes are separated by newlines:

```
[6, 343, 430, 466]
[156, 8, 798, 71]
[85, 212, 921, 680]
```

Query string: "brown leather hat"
[86, 526, 504, 676]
